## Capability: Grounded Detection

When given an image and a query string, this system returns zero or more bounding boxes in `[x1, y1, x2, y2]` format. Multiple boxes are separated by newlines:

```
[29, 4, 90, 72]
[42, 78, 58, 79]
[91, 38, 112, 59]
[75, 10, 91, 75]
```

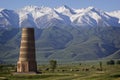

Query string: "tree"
[99, 61, 103, 71]
[49, 60, 57, 72]
[107, 60, 115, 65]
[0, 65, 4, 72]
[116, 60, 120, 65]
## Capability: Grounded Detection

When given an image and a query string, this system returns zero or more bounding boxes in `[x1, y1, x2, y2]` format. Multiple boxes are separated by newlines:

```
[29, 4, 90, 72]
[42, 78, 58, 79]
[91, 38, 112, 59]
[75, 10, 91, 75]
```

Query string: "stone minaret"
[17, 28, 37, 73]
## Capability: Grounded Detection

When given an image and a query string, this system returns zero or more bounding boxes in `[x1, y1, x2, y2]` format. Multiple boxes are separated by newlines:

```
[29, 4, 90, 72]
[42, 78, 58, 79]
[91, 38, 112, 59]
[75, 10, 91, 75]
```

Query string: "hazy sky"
[0, 0, 120, 11]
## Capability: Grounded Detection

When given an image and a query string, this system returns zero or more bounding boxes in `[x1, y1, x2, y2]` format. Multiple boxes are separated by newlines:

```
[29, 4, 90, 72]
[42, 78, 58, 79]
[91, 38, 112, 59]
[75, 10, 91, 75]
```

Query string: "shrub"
[116, 60, 120, 65]
[49, 60, 57, 72]
[99, 61, 103, 71]
[107, 60, 115, 65]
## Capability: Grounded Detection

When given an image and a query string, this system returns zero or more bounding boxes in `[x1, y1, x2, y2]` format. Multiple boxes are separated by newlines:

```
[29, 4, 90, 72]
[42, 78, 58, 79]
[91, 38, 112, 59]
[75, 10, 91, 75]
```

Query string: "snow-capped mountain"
[17, 5, 65, 28]
[1, 5, 120, 63]
[55, 5, 76, 16]
[71, 7, 119, 27]
[0, 5, 120, 28]
[108, 10, 120, 23]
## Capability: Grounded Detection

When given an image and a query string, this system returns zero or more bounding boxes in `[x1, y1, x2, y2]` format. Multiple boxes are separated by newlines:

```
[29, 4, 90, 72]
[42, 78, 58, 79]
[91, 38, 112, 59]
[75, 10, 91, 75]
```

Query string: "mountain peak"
[55, 5, 71, 11]
[21, 5, 40, 12]
[75, 6, 101, 14]
[0, 8, 5, 12]
[61, 5, 71, 9]
[24, 5, 38, 9]
[20, 5, 53, 13]
[55, 5, 75, 15]
[83, 6, 106, 15]
[85, 6, 99, 12]
[87, 6, 95, 10]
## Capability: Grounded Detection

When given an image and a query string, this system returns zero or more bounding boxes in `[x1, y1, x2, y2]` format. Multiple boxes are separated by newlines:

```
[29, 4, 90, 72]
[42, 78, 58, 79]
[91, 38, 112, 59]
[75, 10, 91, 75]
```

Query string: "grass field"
[0, 62, 120, 80]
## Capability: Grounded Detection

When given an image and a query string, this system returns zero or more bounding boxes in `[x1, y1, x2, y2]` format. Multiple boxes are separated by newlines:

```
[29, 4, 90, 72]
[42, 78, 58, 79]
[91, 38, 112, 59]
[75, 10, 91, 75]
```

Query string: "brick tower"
[17, 28, 37, 73]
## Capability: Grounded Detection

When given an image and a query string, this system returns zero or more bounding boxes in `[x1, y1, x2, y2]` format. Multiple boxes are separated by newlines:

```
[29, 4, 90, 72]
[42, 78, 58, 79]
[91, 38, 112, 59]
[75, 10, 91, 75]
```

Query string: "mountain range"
[0, 5, 120, 28]
[0, 5, 120, 64]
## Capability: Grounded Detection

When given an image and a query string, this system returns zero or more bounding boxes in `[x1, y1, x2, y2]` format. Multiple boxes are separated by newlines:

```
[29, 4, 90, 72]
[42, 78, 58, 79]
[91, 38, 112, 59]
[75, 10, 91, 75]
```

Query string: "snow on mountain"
[71, 7, 102, 26]
[108, 11, 120, 23]
[54, 5, 76, 16]
[0, 5, 120, 28]
[71, 6, 119, 27]
[0, 8, 4, 12]
[17, 5, 65, 28]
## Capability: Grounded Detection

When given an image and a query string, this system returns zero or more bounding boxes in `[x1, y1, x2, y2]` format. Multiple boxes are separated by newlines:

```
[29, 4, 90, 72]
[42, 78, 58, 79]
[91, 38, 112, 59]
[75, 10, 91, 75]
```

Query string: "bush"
[49, 60, 57, 72]
[0, 65, 4, 72]
[107, 60, 115, 65]
[99, 61, 103, 71]
[116, 60, 120, 65]
[0, 64, 11, 74]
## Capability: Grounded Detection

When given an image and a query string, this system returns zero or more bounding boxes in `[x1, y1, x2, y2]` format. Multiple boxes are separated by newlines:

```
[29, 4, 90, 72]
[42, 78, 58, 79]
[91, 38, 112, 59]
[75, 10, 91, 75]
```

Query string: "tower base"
[17, 61, 37, 73]
[13, 72, 41, 75]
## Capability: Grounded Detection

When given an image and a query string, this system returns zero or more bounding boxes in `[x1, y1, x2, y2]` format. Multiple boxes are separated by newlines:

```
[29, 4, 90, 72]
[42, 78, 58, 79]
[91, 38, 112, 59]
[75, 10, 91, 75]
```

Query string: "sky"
[0, 0, 120, 12]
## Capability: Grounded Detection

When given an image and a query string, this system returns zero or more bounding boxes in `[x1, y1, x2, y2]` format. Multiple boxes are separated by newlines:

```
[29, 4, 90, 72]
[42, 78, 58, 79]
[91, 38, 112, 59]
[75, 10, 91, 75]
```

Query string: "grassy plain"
[0, 62, 120, 80]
